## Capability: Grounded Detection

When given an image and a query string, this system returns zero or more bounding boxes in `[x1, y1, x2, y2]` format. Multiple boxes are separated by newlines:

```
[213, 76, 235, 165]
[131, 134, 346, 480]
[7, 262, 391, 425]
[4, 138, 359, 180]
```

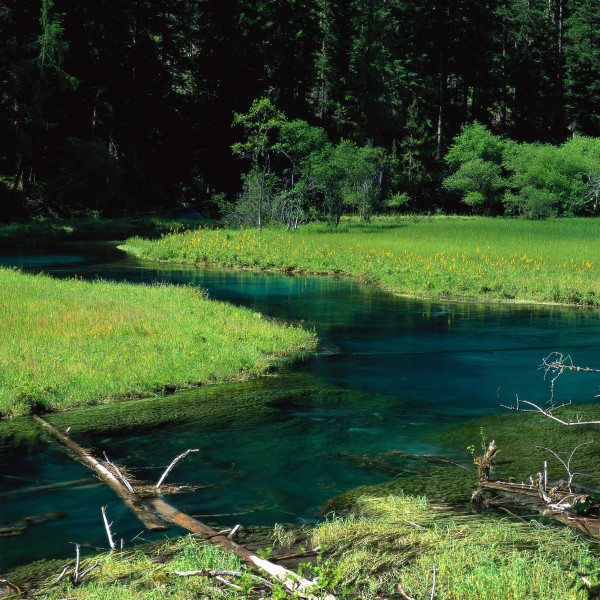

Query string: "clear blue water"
[2, 241, 600, 569]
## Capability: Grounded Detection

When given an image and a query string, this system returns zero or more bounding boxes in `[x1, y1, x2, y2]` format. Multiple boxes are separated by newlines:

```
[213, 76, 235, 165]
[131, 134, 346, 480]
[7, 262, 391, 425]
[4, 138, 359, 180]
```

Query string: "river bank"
[0, 268, 316, 417]
[123, 216, 600, 307]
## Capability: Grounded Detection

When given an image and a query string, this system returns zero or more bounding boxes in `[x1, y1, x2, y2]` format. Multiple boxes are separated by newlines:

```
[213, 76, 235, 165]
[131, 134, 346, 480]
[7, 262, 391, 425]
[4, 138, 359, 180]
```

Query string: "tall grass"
[311, 494, 598, 599]
[0, 268, 316, 417]
[124, 216, 600, 306]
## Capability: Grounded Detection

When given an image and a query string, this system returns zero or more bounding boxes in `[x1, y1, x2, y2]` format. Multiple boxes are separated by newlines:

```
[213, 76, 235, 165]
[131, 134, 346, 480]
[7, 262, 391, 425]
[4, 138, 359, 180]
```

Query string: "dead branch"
[0, 580, 22, 597]
[155, 449, 199, 489]
[174, 569, 275, 590]
[78, 562, 100, 581]
[103, 452, 134, 493]
[534, 441, 593, 491]
[228, 524, 241, 539]
[73, 543, 81, 582]
[502, 396, 600, 426]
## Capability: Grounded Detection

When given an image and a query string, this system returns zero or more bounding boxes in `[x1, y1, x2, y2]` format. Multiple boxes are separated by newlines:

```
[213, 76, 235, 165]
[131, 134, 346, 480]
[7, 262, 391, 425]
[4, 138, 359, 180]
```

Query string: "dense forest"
[0, 0, 598, 221]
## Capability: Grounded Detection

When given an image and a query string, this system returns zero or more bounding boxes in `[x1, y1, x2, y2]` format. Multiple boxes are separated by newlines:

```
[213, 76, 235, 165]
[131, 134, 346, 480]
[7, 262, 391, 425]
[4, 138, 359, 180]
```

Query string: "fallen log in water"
[33, 415, 168, 532]
[33, 415, 335, 599]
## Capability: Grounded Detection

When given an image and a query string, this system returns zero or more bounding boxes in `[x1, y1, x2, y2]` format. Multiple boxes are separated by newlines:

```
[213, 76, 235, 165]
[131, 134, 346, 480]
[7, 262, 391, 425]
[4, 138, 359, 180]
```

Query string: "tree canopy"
[0, 0, 598, 221]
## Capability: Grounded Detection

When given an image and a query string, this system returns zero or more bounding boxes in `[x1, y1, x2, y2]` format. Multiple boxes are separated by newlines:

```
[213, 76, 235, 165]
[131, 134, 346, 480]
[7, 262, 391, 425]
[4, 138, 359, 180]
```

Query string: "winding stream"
[2, 240, 600, 569]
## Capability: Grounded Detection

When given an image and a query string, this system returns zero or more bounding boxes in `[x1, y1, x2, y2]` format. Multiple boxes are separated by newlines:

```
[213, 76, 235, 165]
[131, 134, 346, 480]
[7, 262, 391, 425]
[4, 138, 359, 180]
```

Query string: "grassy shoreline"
[124, 216, 600, 307]
[0, 268, 316, 418]
[6, 495, 598, 599]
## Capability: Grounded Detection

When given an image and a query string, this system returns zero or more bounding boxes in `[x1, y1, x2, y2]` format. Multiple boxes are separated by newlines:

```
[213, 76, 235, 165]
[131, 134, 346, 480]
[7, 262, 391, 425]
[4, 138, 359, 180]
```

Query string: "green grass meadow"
[0, 268, 316, 417]
[125, 216, 600, 306]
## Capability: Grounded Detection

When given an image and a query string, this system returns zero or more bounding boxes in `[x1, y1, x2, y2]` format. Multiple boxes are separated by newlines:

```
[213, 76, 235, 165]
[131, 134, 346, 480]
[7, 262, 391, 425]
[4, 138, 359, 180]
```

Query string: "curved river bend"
[2, 240, 600, 568]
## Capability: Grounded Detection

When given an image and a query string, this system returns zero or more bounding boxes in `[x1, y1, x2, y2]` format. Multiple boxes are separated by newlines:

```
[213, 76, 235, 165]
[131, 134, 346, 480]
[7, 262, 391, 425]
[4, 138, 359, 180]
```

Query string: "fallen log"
[33, 415, 335, 598]
[152, 498, 334, 599]
[480, 479, 600, 539]
[33, 415, 168, 532]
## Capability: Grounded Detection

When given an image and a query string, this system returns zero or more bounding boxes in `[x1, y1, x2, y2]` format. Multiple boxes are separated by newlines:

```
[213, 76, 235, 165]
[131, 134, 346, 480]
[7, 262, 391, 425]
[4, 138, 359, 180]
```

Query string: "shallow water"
[2, 241, 600, 569]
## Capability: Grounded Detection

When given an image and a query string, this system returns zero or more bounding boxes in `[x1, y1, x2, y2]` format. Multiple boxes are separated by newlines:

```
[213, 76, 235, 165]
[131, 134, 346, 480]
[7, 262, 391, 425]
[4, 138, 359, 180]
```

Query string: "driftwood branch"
[103, 452, 134, 493]
[33, 416, 168, 531]
[155, 449, 199, 489]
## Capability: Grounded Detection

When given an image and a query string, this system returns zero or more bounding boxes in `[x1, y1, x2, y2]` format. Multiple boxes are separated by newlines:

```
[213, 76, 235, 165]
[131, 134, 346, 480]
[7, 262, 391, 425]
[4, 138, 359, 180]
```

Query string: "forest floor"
[124, 215, 600, 307]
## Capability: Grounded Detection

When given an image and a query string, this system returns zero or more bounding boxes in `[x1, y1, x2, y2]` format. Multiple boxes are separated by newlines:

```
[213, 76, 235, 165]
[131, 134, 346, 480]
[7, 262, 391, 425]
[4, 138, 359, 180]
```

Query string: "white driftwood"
[155, 449, 199, 489]
[101, 506, 116, 550]
[103, 452, 134, 493]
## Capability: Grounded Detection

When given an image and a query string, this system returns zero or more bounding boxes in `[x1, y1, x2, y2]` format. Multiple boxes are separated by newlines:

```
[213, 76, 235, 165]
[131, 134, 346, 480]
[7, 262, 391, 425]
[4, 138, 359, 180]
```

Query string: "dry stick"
[152, 497, 335, 600]
[174, 568, 274, 590]
[155, 449, 199, 489]
[54, 566, 69, 584]
[101, 506, 116, 550]
[33, 416, 168, 531]
[103, 452, 134, 493]
[78, 562, 100, 581]
[430, 564, 436, 600]
[73, 543, 81, 582]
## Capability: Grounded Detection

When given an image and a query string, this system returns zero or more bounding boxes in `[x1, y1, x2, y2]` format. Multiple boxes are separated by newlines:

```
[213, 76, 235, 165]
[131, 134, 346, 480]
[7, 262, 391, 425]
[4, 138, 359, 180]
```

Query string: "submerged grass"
[0, 268, 316, 417]
[124, 216, 600, 306]
[312, 494, 600, 599]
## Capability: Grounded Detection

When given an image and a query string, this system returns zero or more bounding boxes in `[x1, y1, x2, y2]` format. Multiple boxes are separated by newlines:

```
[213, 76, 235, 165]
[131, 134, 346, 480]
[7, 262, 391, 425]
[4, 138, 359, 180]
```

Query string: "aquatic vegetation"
[312, 493, 599, 599]
[0, 268, 316, 417]
[124, 216, 600, 306]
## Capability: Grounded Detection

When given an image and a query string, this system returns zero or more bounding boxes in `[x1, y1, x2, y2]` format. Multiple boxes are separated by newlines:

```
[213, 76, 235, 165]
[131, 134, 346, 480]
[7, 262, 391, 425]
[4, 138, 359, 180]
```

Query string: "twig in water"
[155, 449, 199, 489]
[101, 506, 116, 550]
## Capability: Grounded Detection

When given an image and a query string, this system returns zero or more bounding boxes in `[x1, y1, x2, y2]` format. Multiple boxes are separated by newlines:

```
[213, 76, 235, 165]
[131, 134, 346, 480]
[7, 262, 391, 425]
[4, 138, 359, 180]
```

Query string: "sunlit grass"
[124, 216, 600, 306]
[311, 494, 599, 599]
[21, 536, 243, 599]
[0, 268, 316, 417]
